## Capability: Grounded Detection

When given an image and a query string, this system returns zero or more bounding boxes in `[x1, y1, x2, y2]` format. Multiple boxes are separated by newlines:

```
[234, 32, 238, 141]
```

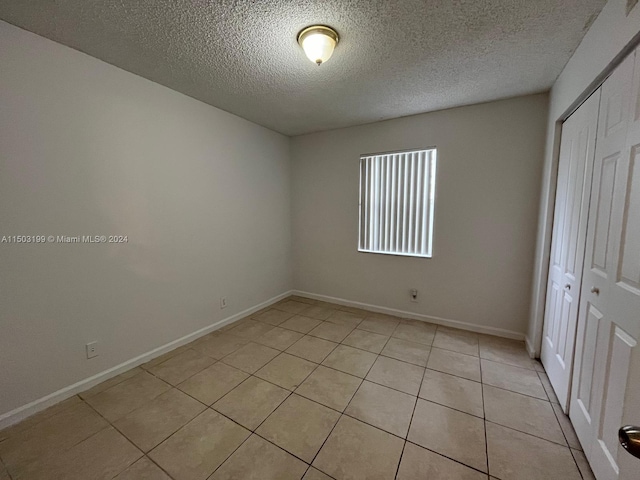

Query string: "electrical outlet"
[410, 288, 418, 303]
[220, 296, 228, 309]
[86, 341, 98, 359]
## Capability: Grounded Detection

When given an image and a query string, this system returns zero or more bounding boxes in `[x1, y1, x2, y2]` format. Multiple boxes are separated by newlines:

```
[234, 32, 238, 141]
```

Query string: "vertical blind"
[358, 148, 436, 257]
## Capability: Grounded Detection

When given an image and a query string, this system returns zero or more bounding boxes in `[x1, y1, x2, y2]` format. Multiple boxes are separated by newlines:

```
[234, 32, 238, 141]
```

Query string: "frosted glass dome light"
[297, 25, 339, 66]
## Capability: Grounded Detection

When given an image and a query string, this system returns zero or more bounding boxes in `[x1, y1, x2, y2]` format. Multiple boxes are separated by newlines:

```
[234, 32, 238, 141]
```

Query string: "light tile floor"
[0, 296, 596, 480]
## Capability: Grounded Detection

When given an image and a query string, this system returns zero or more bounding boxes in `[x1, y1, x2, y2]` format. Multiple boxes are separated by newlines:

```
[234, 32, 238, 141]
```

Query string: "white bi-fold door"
[569, 49, 640, 480]
[541, 89, 600, 410]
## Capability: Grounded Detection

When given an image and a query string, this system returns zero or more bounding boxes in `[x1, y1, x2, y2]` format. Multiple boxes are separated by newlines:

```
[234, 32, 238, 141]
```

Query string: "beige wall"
[527, 0, 640, 355]
[291, 94, 549, 338]
[0, 21, 292, 419]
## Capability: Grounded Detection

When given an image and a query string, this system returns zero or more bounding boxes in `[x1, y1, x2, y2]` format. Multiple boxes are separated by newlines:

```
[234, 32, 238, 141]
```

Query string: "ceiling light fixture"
[297, 25, 339, 66]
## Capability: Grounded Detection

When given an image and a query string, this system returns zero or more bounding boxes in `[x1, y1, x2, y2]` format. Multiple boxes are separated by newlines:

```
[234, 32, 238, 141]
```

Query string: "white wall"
[0, 21, 292, 419]
[291, 94, 549, 338]
[527, 0, 640, 355]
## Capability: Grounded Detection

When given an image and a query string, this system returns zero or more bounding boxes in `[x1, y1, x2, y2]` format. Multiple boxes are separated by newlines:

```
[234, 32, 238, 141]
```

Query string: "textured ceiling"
[0, 0, 606, 135]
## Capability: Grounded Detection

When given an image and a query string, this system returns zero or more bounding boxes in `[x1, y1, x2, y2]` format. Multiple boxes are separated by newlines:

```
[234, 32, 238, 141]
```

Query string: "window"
[358, 148, 437, 258]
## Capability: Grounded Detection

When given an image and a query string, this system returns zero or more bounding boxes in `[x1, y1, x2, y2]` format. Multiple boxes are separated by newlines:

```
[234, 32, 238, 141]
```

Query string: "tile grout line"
[140, 454, 178, 480]
[393, 331, 431, 480]
[75, 397, 151, 478]
[88, 369, 245, 479]
[402, 437, 493, 476]
[535, 370, 554, 402]
[304, 331, 393, 477]
[481, 385, 571, 448]
[257, 319, 538, 380]
[212, 389, 319, 476]
[299, 464, 340, 480]
[1, 398, 114, 479]
[0, 453, 14, 480]
[193, 350, 324, 476]
[548, 400, 589, 479]
[480, 354, 491, 476]
[481, 381, 554, 402]
[569, 448, 590, 480]
[198, 411, 261, 479]
[154, 374, 298, 480]
[253, 304, 535, 368]
[0, 394, 93, 444]
[483, 416, 579, 448]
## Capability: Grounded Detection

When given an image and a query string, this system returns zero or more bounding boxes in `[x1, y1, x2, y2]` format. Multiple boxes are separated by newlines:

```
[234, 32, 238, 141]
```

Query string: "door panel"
[542, 90, 601, 410]
[567, 128, 595, 280]
[618, 148, 640, 292]
[603, 88, 625, 137]
[557, 291, 573, 366]
[595, 327, 636, 472]
[570, 49, 640, 480]
[573, 302, 601, 433]
[591, 154, 619, 276]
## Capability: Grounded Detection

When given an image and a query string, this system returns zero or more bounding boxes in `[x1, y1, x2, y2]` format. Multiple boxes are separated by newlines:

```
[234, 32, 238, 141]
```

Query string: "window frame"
[357, 147, 437, 259]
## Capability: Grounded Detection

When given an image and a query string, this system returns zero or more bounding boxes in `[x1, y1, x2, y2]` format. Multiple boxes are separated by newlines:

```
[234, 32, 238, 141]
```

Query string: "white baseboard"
[293, 290, 526, 341]
[0, 290, 292, 431]
[525, 335, 538, 359]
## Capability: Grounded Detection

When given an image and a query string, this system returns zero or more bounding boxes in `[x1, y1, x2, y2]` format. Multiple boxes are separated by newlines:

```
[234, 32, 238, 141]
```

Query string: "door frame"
[528, 30, 640, 359]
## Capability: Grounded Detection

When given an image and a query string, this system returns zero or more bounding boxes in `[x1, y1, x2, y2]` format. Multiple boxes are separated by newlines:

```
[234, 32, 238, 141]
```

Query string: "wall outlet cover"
[410, 289, 418, 302]
[86, 341, 98, 359]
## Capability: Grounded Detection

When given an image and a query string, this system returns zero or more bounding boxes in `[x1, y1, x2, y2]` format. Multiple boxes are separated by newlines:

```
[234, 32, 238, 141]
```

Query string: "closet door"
[541, 90, 600, 410]
[569, 50, 640, 480]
